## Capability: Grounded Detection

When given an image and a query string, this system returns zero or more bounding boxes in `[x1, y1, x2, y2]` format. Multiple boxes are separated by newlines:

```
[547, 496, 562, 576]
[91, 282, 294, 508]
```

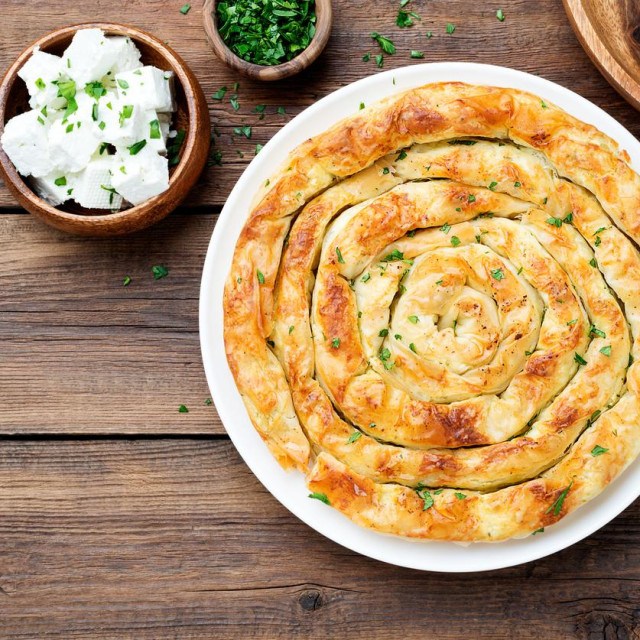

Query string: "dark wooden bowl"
[563, 0, 640, 113]
[0, 22, 211, 236]
[203, 0, 333, 81]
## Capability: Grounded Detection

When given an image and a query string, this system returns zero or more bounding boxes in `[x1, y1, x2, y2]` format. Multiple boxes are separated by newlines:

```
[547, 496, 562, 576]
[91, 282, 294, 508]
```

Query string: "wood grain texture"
[1, 0, 640, 209]
[0, 213, 222, 433]
[1, 438, 640, 639]
[563, 0, 640, 112]
[203, 0, 333, 81]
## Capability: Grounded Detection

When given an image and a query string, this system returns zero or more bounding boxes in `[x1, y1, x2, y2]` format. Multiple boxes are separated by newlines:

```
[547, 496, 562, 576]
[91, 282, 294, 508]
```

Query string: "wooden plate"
[563, 0, 640, 111]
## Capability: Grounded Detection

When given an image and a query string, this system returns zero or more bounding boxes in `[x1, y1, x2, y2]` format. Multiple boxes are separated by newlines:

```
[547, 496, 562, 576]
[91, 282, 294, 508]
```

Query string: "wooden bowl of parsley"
[203, 0, 332, 81]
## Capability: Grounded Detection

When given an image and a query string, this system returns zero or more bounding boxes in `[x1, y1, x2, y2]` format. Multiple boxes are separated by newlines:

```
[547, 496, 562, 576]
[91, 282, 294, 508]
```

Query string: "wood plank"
[1, 0, 640, 209]
[0, 214, 223, 434]
[1, 438, 640, 639]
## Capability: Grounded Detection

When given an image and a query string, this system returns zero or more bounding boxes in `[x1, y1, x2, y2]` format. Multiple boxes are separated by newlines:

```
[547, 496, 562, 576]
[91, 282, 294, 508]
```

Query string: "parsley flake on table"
[205, 397, 212, 405]
[410, 50, 424, 58]
[255, 144, 264, 154]
[375, 53, 384, 68]
[446, 23, 455, 34]
[178, 404, 189, 413]
[152, 265, 169, 280]
[496, 9, 505, 21]
[371, 32, 396, 54]
[362, 52, 371, 62]
[397, 9, 420, 28]
[211, 86, 227, 100]
[180, 4, 191, 14]
[230, 96, 240, 111]
[123, 276, 131, 287]
[217, 0, 317, 65]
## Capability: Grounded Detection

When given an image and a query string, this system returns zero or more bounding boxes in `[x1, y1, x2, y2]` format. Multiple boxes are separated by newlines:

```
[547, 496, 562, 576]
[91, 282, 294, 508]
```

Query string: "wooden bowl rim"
[202, 0, 333, 81]
[0, 21, 207, 227]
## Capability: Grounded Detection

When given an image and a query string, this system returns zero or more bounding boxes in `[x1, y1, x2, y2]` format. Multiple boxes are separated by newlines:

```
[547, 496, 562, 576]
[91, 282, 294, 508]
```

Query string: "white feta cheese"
[1, 109, 52, 177]
[48, 93, 101, 172]
[115, 66, 175, 113]
[109, 37, 142, 74]
[93, 96, 147, 146]
[74, 155, 123, 209]
[17, 49, 65, 109]
[31, 170, 78, 206]
[62, 28, 120, 85]
[112, 145, 169, 205]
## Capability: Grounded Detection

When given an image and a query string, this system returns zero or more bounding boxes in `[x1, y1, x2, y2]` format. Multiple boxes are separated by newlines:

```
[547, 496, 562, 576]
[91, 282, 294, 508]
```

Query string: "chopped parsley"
[408, 315, 419, 324]
[331, 338, 340, 348]
[119, 104, 134, 127]
[489, 181, 498, 190]
[152, 265, 169, 279]
[256, 269, 265, 284]
[566, 319, 578, 326]
[375, 53, 384, 68]
[514, 181, 521, 188]
[574, 352, 587, 366]
[123, 276, 131, 287]
[127, 139, 147, 155]
[409, 342, 417, 353]
[589, 325, 606, 338]
[591, 445, 608, 457]
[35, 77, 46, 90]
[396, 149, 408, 161]
[54, 176, 67, 186]
[178, 404, 189, 413]
[450, 236, 461, 247]
[382, 167, 390, 174]
[410, 50, 424, 58]
[335, 246, 345, 263]
[416, 489, 434, 510]
[496, 8, 505, 21]
[362, 52, 371, 62]
[397, 8, 421, 28]
[468, 194, 476, 203]
[371, 32, 396, 54]
[149, 119, 161, 139]
[600, 345, 612, 357]
[441, 222, 451, 234]
[117, 79, 129, 90]
[347, 431, 362, 444]
[545, 481, 573, 515]
[205, 397, 212, 405]
[211, 86, 227, 100]
[288, 325, 294, 334]
[491, 268, 505, 281]
[546, 217, 563, 227]
[179, 3, 191, 14]
[362, 273, 371, 283]
[359, 102, 365, 110]
[379, 329, 389, 337]
[454, 492, 466, 500]
[446, 23, 455, 34]
[308, 492, 330, 505]
[217, 0, 317, 65]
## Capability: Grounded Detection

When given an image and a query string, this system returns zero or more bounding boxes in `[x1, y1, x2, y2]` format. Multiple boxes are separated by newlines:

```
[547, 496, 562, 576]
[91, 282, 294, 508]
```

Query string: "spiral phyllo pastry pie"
[223, 83, 640, 541]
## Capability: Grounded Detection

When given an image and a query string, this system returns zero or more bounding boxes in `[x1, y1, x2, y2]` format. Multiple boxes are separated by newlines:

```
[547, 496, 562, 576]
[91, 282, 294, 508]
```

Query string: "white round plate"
[200, 62, 640, 572]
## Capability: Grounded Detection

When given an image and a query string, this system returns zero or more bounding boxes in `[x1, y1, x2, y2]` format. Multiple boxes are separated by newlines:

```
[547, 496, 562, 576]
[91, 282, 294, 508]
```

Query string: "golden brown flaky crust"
[223, 82, 640, 542]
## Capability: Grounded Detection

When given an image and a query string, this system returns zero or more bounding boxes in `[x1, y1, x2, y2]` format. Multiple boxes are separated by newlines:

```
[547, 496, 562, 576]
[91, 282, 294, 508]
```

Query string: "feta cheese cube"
[1, 109, 53, 177]
[49, 93, 101, 172]
[31, 170, 78, 206]
[109, 37, 142, 74]
[62, 28, 120, 85]
[17, 49, 65, 109]
[115, 66, 175, 113]
[111, 146, 169, 205]
[74, 156, 123, 209]
[94, 97, 147, 146]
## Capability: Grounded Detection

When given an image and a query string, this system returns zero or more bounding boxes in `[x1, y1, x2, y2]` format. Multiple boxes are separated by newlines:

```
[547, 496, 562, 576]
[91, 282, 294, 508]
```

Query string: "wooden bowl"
[563, 0, 640, 113]
[203, 0, 333, 81]
[0, 22, 211, 236]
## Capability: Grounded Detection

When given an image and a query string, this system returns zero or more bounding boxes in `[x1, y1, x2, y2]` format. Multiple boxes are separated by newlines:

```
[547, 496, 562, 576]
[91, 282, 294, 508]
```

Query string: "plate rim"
[199, 61, 640, 573]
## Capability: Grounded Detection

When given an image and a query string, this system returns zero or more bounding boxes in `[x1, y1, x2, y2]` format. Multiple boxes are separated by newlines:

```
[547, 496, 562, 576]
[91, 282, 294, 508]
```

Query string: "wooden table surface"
[3, 1, 640, 637]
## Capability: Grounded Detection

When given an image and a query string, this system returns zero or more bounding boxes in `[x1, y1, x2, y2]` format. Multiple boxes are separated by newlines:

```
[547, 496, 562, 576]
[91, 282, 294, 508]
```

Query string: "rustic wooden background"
[2, 1, 640, 638]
